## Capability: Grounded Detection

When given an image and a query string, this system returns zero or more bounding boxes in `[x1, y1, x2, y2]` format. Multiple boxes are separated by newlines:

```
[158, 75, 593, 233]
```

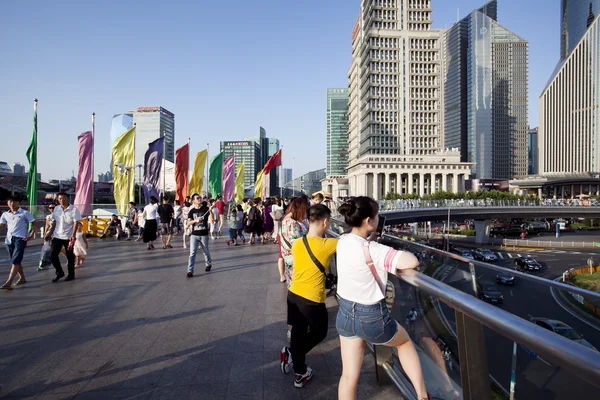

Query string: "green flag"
[208, 152, 223, 197]
[26, 100, 38, 217]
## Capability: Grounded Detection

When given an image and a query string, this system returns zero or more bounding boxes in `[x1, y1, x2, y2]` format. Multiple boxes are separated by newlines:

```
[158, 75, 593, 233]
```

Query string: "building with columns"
[349, 148, 472, 198]
[346, 0, 473, 200]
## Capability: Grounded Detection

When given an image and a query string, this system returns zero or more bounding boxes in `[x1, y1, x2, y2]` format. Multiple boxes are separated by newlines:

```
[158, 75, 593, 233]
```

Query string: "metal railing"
[376, 199, 599, 211]
[328, 219, 600, 400]
[503, 238, 600, 248]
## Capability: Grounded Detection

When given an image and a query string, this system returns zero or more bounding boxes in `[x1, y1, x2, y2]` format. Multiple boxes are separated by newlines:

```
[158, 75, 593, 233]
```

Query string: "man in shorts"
[0, 195, 36, 289]
[158, 197, 174, 249]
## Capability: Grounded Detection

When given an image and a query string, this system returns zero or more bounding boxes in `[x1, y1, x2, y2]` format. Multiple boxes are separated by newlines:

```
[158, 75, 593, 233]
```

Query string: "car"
[453, 247, 474, 260]
[514, 257, 542, 271]
[530, 317, 598, 352]
[496, 272, 517, 285]
[474, 248, 497, 262]
[476, 281, 504, 304]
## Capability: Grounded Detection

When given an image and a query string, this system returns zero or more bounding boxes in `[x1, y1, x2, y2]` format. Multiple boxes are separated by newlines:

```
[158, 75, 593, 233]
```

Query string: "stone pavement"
[0, 234, 403, 399]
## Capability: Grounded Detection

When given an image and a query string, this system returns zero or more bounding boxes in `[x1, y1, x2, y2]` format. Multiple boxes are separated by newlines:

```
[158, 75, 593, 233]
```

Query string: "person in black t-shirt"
[107, 214, 123, 239]
[186, 194, 212, 277]
[158, 198, 175, 249]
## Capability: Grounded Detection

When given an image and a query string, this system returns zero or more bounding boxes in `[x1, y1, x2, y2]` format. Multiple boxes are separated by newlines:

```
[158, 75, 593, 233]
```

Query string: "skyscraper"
[442, 0, 529, 179]
[326, 88, 349, 177]
[246, 127, 280, 196]
[129, 106, 175, 180]
[12, 163, 25, 175]
[528, 127, 538, 175]
[220, 141, 262, 191]
[283, 168, 293, 184]
[539, 5, 600, 174]
[347, 0, 473, 199]
[560, 0, 600, 60]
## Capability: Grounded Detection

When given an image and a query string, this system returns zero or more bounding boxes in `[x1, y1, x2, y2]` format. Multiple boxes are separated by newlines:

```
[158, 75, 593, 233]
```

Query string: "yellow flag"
[254, 169, 265, 199]
[112, 127, 135, 215]
[189, 150, 208, 196]
[235, 161, 245, 203]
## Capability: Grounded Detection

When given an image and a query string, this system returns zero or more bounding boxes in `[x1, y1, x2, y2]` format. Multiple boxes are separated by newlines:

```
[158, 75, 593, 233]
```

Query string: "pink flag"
[222, 156, 235, 202]
[74, 131, 93, 215]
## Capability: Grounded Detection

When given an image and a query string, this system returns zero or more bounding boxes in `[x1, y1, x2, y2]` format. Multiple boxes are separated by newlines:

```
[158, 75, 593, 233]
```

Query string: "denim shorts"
[336, 296, 399, 345]
[5, 237, 27, 265]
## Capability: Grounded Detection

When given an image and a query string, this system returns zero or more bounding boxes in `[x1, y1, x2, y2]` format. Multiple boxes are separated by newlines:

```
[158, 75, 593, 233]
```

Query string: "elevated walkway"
[0, 236, 400, 399]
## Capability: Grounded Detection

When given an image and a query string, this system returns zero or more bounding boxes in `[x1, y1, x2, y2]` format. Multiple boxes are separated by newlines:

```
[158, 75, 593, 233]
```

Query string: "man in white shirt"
[45, 192, 81, 282]
[0, 195, 36, 289]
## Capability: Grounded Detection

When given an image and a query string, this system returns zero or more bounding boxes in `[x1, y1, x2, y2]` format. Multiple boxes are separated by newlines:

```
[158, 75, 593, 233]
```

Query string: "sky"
[0, 0, 560, 182]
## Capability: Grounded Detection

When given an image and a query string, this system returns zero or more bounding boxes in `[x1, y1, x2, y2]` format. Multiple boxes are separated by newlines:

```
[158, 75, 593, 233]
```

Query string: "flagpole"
[280, 146, 283, 199]
[91, 112, 95, 207]
[162, 132, 166, 201]
[205, 143, 209, 198]
[292, 157, 295, 197]
[187, 138, 190, 199]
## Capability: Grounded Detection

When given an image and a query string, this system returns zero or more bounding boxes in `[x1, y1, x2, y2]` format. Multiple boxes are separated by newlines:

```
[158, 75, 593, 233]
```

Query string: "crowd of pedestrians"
[1, 191, 431, 399]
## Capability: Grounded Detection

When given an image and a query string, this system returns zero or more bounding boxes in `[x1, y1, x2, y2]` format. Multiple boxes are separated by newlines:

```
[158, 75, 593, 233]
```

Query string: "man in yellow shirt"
[280, 204, 338, 388]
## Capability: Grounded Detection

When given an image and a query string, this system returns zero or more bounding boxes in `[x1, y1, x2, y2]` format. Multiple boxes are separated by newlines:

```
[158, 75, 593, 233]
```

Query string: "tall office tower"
[283, 168, 293, 184]
[326, 88, 350, 177]
[12, 163, 25, 175]
[129, 107, 175, 181]
[442, 0, 529, 179]
[540, 2, 600, 174]
[347, 0, 473, 199]
[528, 127, 538, 175]
[246, 127, 280, 196]
[220, 140, 262, 191]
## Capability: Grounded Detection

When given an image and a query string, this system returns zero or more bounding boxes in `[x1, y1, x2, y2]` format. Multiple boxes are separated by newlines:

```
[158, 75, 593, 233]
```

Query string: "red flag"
[263, 149, 282, 174]
[175, 143, 189, 202]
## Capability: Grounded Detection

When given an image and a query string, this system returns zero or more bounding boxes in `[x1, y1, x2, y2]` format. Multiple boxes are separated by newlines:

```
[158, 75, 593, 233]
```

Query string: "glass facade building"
[130, 107, 175, 180]
[443, 0, 528, 179]
[326, 88, 349, 176]
[528, 127, 539, 175]
[561, 0, 600, 60]
[220, 140, 262, 190]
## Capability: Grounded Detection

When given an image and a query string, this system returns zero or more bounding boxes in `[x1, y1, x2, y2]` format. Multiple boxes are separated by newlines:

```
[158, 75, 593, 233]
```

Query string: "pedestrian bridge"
[1, 217, 599, 400]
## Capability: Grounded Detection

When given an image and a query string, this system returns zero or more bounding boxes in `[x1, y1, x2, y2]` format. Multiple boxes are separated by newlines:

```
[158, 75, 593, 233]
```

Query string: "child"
[136, 208, 145, 242]
[73, 224, 89, 266]
[227, 209, 240, 246]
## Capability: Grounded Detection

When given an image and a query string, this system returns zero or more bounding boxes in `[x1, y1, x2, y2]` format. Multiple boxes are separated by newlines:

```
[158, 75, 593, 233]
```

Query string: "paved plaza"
[0, 235, 402, 399]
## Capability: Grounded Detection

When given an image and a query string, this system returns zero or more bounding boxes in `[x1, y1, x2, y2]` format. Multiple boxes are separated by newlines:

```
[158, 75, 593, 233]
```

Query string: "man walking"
[45, 192, 81, 282]
[126, 202, 137, 241]
[158, 197, 174, 249]
[215, 195, 225, 236]
[0, 195, 36, 290]
[187, 194, 212, 277]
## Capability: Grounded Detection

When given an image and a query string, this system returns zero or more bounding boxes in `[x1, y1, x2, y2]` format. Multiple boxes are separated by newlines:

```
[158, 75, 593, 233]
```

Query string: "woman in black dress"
[142, 196, 159, 250]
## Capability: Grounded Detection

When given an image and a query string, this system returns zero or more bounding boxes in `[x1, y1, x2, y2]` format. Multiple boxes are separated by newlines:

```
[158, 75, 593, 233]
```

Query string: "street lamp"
[115, 164, 133, 207]
[136, 164, 143, 204]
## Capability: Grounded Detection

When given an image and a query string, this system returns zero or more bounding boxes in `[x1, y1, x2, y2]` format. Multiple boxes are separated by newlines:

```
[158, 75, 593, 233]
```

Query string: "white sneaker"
[280, 346, 292, 374]
[294, 367, 313, 388]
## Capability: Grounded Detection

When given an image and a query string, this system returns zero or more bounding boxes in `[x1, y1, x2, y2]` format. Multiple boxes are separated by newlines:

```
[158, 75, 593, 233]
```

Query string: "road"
[436, 244, 600, 399]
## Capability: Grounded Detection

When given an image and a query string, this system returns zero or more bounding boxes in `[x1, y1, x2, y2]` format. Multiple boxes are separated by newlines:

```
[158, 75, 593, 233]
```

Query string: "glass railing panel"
[382, 234, 600, 399]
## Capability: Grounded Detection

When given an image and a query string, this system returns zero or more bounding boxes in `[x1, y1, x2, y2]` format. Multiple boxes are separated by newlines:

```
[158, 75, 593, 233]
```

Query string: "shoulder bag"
[362, 242, 395, 313]
[302, 236, 337, 290]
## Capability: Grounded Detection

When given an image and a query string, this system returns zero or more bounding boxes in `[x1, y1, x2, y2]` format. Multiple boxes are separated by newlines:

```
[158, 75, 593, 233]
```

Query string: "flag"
[254, 170, 265, 199]
[189, 150, 207, 196]
[263, 171, 270, 198]
[26, 101, 38, 217]
[112, 126, 135, 214]
[209, 152, 223, 197]
[74, 131, 93, 215]
[143, 137, 165, 203]
[235, 161, 245, 203]
[175, 143, 189, 202]
[222, 156, 235, 202]
[263, 149, 282, 174]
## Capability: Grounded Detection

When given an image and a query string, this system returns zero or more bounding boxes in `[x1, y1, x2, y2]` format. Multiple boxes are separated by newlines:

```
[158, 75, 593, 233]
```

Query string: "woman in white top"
[181, 201, 191, 248]
[142, 196, 159, 250]
[335, 197, 427, 400]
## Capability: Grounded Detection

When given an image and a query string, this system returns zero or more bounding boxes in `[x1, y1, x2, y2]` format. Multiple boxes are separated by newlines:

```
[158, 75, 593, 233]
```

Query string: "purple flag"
[143, 137, 165, 203]
[222, 156, 235, 202]
[74, 131, 93, 215]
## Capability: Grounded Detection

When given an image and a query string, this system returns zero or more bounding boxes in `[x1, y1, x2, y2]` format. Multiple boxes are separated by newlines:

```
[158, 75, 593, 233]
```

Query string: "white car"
[474, 248, 497, 262]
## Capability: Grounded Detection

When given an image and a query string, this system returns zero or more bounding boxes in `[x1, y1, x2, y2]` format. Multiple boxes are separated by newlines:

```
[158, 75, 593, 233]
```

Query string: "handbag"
[362, 241, 395, 313]
[302, 236, 337, 290]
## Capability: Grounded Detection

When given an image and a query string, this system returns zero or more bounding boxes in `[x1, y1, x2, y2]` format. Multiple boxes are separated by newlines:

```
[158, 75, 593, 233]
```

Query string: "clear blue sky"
[0, 0, 559, 182]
